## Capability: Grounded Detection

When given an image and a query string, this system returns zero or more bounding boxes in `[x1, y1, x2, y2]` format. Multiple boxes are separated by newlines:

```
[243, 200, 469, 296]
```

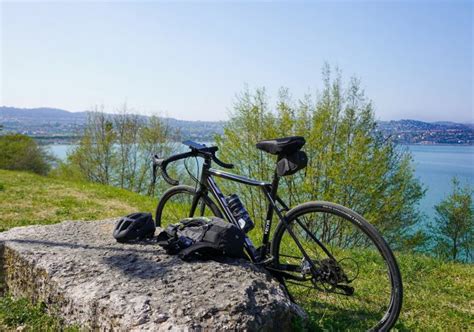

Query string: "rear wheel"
[155, 185, 223, 227]
[271, 201, 402, 331]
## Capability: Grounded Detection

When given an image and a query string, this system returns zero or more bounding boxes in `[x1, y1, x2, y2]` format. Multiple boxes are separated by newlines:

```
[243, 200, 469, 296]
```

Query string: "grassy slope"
[0, 170, 156, 231]
[0, 170, 472, 330]
[0, 170, 157, 330]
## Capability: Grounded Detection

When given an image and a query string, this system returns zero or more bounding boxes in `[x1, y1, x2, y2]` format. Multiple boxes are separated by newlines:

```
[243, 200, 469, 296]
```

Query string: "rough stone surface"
[0, 219, 303, 331]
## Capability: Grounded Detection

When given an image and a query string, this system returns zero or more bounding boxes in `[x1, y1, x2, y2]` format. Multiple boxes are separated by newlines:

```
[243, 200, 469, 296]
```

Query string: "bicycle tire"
[271, 201, 403, 331]
[155, 185, 223, 227]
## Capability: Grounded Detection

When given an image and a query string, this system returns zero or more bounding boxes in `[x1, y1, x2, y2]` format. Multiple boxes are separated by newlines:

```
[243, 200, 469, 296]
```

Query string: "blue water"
[407, 145, 474, 224]
[47, 144, 474, 227]
[48, 145, 72, 160]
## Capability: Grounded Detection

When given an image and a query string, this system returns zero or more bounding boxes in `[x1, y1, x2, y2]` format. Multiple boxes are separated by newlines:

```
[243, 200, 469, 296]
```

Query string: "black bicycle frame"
[188, 157, 321, 272]
[187, 158, 272, 261]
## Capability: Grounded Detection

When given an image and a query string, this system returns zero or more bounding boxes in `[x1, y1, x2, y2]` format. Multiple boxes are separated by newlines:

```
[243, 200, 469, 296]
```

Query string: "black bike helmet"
[113, 212, 156, 243]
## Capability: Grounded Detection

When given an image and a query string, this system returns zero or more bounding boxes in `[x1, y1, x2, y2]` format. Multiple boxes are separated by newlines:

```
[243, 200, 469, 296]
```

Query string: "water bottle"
[226, 194, 254, 233]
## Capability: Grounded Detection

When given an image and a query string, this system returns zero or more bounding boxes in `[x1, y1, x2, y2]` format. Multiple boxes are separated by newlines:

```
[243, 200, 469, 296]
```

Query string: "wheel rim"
[157, 190, 218, 227]
[275, 208, 398, 331]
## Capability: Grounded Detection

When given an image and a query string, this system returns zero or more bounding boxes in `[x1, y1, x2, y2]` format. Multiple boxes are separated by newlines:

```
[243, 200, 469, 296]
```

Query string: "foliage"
[69, 106, 116, 185]
[431, 177, 473, 262]
[215, 65, 425, 249]
[63, 105, 179, 195]
[0, 134, 54, 175]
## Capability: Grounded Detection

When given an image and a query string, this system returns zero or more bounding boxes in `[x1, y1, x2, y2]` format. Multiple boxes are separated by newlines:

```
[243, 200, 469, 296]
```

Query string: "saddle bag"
[276, 150, 308, 176]
[156, 217, 246, 261]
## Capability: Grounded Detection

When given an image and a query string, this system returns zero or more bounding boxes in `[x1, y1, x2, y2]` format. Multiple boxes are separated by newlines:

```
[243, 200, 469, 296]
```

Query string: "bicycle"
[153, 137, 402, 331]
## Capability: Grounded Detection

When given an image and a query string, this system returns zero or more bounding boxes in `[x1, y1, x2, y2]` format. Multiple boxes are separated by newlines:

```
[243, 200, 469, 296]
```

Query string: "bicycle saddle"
[256, 136, 306, 155]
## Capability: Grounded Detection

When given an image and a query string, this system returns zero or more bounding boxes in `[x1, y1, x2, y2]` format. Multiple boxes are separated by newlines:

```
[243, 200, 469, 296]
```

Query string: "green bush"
[431, 177, 473, 262]
[0, 134, 53, 175]
[215, 66, 425, 249]
[49, 160, 86, 182]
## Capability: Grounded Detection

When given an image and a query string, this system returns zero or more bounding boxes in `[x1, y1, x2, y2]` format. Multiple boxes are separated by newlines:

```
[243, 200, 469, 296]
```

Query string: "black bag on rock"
[156, 217, 246, 261]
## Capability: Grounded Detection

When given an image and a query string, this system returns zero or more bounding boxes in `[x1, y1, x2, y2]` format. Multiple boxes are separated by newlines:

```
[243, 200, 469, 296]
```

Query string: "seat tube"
[262, 172, 280, 246]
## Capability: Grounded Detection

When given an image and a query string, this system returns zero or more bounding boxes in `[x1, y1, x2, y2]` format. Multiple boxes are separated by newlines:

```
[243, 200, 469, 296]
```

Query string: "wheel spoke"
[273, 204, 401, 330]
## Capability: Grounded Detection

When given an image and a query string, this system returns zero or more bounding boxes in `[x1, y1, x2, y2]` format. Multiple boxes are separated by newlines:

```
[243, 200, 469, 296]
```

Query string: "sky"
[0, 1, 472, 122]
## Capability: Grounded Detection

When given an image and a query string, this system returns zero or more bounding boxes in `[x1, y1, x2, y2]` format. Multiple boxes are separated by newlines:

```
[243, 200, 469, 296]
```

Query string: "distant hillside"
[378, 119, 473, 145]
[0, 106, 87, 120]
[1, 106, 472, 145]
[378, 119, 472, 131]
[0, 106, 224, 143]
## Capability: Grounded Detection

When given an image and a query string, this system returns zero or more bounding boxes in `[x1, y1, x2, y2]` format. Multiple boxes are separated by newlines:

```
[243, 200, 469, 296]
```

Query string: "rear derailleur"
[301, 258, 355, 296]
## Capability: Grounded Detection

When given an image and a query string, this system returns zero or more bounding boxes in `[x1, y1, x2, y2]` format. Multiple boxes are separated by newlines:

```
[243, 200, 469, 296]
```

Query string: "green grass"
[0, 296, 79, 332]
[0, 170, 158, 330]
[279, 238, 474, 331]
[0, 169, 157, 231]
[0, 170, 472, 330]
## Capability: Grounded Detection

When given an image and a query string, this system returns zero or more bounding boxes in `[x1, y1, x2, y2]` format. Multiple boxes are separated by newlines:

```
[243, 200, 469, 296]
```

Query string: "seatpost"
[269, 171, 280, 200]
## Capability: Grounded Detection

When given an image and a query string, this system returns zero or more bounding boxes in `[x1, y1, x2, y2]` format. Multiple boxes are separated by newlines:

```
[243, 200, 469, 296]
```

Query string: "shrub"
[216, 65, 425, 249]
[0, 134, 53, 175]
[431, 177, 473, 262]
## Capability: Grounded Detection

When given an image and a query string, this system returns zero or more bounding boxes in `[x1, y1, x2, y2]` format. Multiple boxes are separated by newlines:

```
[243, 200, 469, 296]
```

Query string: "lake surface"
[47, 144, 473, 228]
[407, 145, 473, 223]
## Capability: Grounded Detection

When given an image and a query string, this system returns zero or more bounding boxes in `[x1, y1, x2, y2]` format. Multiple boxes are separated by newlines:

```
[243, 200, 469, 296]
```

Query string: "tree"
[113, 104, 141, 190]
[215, 65, 425, 249]
[431, 178, 473, 262]
[69, 108, 116, 185]
[66, 106, 177, 195]
[139, 115, 179, 195]
[0, 134, 53, 175]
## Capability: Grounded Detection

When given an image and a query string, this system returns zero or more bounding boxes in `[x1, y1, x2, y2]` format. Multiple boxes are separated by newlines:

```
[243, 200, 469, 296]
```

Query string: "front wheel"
[271, 201, 402, 331]
[155, 185, 223, 227]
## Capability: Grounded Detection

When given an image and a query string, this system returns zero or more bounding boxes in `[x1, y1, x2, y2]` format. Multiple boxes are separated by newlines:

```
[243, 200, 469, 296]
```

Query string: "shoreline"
[40, 141, 474, 147]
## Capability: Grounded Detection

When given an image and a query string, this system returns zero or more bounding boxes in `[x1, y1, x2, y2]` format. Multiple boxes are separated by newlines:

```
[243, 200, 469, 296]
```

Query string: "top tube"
[208, 168, 270, 187]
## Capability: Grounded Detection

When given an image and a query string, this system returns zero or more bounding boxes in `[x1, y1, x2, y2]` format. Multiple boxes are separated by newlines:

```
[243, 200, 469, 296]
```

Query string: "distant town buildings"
[377, 120, 473, 145]
[1, 107, 473, 145]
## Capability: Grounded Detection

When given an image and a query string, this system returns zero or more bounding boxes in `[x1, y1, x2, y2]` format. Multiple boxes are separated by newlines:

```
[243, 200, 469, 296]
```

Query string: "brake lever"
[152, 163, 157, 184]
[152, 155, 163, 185]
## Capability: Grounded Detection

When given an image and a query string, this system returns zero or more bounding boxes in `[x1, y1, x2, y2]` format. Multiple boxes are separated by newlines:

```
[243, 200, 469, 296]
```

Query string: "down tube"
[206, 176, 259, 261]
